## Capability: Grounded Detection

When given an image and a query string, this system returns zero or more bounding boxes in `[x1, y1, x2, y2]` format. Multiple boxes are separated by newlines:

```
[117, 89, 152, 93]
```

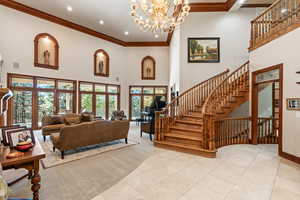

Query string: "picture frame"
[94, 49, 109, 77]
[1, 125, 25, 145]
[188, 37, 220, 63]
[7, 128, 35, 148]
[141, 56, 156, 80]
[286, 98, 300, 110]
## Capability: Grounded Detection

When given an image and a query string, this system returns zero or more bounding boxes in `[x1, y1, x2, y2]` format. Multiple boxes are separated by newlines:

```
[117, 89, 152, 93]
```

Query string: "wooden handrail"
[250, 0, 300, 51]
[202, 61, 250, 115]
[155, 69, 229, 142]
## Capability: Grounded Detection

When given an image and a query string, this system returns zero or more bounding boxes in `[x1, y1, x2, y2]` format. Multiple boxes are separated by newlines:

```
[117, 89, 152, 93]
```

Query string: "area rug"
[40, 139, 138, 169]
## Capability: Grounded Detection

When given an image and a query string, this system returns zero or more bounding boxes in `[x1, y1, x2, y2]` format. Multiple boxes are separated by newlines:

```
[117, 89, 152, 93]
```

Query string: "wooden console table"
[0, 140, 45, 200]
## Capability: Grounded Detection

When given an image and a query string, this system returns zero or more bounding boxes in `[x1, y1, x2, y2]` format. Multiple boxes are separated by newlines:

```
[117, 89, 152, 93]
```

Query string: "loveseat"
[41, 113, 94, 141]
[51, 120, 130, 159]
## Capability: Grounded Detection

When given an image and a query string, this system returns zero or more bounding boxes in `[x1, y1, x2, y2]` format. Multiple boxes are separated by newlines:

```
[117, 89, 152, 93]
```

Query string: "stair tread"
[184, 114, 203, 118]
[155, 140, 216, 153]
[175, 119, 203, 125]
[170, 126, 202, 133]
[165, 132, 202, 141]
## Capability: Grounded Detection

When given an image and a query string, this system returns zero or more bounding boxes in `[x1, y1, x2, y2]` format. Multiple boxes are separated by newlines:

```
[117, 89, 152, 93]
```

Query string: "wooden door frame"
[251, 64, 283, 153]
[7, 73, 77, 129]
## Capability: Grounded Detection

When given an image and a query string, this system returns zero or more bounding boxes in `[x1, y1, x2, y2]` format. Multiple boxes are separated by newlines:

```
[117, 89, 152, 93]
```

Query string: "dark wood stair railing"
[154, 69, 229, 157]
[249, 0, 300, 51]
[214, 117, 251, 148]
[202, 61, 250, 151]
[257, 117, 279, 144]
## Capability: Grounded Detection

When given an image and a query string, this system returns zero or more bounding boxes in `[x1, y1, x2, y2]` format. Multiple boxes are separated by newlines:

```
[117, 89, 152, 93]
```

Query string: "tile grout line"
[268, 158, 281, 200]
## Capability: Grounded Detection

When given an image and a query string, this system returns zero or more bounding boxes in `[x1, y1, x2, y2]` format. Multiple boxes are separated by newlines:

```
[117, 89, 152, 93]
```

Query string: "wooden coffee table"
[0, 140, 45, 200]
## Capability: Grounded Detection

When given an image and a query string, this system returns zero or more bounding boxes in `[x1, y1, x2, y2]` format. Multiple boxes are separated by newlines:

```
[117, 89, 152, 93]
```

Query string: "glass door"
[131, 95, 142, 120]
[96, 94, 106, 119]
[108, 95, 118, 119]
[37, 91, 55, 127]
[12, 90, 33, 128]
[58, 92, 73, 114]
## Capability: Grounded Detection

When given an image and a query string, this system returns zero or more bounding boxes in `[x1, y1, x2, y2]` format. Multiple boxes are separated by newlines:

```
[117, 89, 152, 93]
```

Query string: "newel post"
[209, 117, 216, 151]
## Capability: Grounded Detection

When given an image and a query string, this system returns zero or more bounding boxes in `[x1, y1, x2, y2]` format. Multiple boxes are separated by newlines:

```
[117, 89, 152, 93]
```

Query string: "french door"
[79, 82, 120, 120]
[129, 86, 168, 120]
[7, 74, 77, 129]
[251, 64, 283, 147]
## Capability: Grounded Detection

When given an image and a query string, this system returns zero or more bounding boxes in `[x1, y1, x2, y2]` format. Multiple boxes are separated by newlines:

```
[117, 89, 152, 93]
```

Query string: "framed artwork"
[34, 33, 59, 70]
[94, 49, 109, 77]
[7, 128, 35, 148]
[188, 37, 220, 63]
[0, 125, 20, 144]
[286, 98, 300, 110]
[141, 56, 155, 80]
[1, 125, 26, 145]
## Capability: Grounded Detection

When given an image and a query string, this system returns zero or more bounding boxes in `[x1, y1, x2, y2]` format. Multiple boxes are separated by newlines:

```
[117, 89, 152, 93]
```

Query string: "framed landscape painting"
[188, 38, 220, 63]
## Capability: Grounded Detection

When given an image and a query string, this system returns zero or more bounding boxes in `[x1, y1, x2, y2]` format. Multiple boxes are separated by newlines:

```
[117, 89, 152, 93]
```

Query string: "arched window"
[94, 49, 109, 77]
[34, 33, 59, 70]
[141, 56, 155, 80]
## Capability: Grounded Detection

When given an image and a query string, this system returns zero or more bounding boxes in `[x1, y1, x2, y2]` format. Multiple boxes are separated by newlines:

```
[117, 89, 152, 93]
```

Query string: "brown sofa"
[51, 120, 130, 159]
[41, 113, 94, 141]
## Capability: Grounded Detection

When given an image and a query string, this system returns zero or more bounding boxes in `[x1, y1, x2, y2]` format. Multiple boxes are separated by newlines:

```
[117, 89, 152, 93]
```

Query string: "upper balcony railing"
[249, 0, 300, 51]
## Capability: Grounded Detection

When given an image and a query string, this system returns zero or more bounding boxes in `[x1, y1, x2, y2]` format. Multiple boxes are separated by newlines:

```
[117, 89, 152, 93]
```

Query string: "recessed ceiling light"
[238, 0, 245, 4]
[155, 34, 159, 38]
[99, 20, 104, 25]
[67, 6, 73, 12]
[124, 31, 129, 35]
[281, 8, 287, 13]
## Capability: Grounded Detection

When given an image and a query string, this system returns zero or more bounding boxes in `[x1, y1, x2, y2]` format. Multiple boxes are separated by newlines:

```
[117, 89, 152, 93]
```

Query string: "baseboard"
[279, 151, 300, 165]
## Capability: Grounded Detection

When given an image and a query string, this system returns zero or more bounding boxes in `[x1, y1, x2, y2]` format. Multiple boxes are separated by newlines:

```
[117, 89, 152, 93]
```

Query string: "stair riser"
[165, 137, 202, 146]
[174, 122, 202, 129]
[169, 129, 203, 137]
[182, 116, 203, 121]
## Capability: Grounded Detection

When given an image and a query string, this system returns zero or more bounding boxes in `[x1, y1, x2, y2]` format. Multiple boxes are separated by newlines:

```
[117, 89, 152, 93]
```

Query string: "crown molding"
[241, 4, 272, 8]
[190, 0, 238, 12]
[0, 0, 168, 47]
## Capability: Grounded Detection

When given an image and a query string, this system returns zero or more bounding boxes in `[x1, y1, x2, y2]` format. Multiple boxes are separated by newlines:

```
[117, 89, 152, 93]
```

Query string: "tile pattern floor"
[92, 144, 300, 200]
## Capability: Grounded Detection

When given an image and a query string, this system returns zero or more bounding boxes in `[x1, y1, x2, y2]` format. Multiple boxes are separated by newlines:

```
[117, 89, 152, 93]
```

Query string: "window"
[8, 74, 77, 129]
[79, 82, 120, 120]
[129, 85, 168, 120]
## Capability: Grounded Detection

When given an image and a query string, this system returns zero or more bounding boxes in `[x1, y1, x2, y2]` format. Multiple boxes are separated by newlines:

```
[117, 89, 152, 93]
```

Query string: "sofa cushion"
[80, 113, 94, 122]
[43, 124, 65, 132]
[50, 115, 64, 125]
[64, 117, 81, 125]
[51, 132, 60, 145]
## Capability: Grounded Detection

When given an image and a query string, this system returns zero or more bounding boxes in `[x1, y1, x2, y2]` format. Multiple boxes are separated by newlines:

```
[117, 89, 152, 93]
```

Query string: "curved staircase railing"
[201, 61, 250, 150]
[155, 69, 229, 141]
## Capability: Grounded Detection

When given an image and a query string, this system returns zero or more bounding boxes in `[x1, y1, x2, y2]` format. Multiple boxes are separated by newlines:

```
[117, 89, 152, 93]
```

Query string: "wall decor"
[7, 128, 35, 148]
[34, 33, 59, 70]
[94, 49, 109, 77]
[141, 56, 155, 80]
[188, 37, 220, 63]
[287, 98, 300, 110]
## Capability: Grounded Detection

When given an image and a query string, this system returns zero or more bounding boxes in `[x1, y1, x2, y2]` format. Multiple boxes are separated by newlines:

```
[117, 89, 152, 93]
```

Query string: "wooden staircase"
[154, 62, 250, 157]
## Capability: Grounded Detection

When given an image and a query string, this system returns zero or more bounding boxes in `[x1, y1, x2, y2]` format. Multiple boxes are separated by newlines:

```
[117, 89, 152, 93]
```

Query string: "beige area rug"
[41, 139, 138, 169]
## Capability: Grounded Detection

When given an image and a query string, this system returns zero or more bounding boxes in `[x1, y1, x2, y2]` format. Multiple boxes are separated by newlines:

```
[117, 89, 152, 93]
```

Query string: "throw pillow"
[64, 117, 81, 125]
[80, 113, 94, 122]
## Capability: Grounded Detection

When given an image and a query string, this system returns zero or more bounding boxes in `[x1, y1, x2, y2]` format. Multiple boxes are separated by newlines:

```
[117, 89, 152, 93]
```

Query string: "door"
[37, 91, 55, 127]
[252, 64, 283, 146]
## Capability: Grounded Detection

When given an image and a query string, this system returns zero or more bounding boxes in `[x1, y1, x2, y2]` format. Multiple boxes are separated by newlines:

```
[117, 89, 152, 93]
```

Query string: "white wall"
[250, 27, 300, 158]
[169, 29, 181, 93]
[0, 6, 169, 117]
[178, 8, 258, 92]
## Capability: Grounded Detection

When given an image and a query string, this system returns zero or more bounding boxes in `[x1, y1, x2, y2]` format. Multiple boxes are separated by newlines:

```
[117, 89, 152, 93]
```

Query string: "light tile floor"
[92, 144, 300, 200]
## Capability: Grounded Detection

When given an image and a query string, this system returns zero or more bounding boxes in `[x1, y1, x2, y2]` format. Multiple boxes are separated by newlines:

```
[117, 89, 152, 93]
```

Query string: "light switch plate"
[296, 112, 300, 118]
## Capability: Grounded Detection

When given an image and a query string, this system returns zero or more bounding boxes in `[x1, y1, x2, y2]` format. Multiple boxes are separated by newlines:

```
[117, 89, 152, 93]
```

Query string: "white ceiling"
[14, 0, 273, 42]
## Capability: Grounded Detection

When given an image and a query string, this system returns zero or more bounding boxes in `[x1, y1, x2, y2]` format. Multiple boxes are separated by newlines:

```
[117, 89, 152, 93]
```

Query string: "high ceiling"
[12, 0, 274, 43]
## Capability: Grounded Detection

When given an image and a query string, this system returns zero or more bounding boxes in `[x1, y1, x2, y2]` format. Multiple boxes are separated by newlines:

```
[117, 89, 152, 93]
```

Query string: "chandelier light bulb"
[130, 0, 190, 33]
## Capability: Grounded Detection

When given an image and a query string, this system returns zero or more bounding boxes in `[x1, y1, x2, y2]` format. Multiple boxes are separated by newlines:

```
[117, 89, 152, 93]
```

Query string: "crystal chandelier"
[130, 0, 190, 33]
